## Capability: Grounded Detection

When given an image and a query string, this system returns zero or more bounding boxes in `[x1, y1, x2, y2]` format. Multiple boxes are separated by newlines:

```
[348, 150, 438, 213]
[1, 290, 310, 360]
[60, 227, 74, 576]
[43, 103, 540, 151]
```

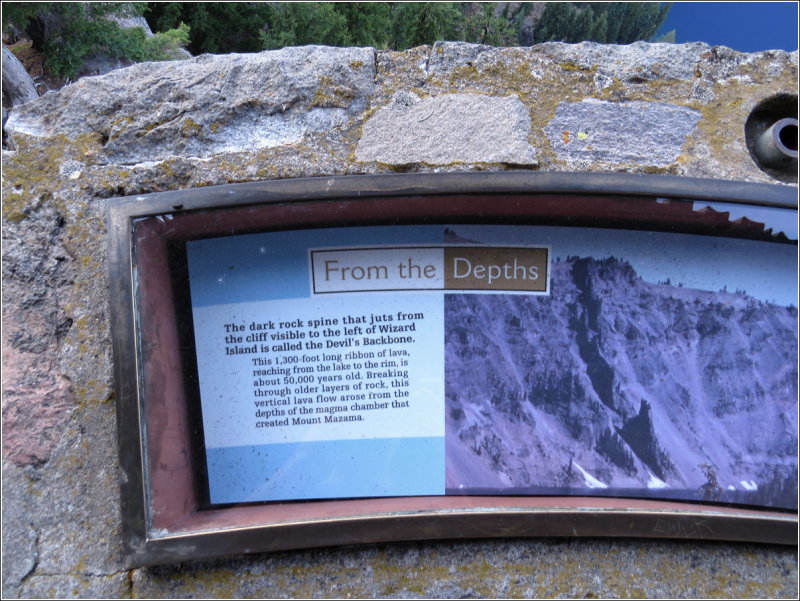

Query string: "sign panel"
[185, 223, 796, 510]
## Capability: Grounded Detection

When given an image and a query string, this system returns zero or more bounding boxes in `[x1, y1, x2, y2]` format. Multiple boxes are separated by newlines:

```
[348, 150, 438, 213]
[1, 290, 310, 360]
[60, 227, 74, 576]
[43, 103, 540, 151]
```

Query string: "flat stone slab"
[5, 45, 375, 163]
[356, 93, 537, 165]
[545, 99, 701, 167]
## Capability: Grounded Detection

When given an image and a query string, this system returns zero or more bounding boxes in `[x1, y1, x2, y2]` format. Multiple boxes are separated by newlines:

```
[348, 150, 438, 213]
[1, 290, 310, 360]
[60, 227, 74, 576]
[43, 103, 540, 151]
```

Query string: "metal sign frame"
[107, 172, 798, 567]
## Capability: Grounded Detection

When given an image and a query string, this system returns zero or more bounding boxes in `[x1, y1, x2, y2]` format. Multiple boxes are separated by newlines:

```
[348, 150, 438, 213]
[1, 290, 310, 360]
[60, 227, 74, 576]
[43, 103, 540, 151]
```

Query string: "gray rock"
[545, 98, 701, 166]
[427, 41, 497, 75]
[539, 40, 711, 83]
[31, 403, 127, 576]
[1, 463, 38, 595]
[18, 573, 131, 599]
[2, 45, 39, 107]
[356, 92, 537, 165]
[128, 538, 798, 599]
[6, 46, 375, 164]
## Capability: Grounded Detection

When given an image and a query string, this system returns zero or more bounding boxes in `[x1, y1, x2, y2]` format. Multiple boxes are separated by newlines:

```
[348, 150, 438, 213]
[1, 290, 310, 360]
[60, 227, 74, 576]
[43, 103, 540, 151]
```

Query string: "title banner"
[311, 246, 549, 294]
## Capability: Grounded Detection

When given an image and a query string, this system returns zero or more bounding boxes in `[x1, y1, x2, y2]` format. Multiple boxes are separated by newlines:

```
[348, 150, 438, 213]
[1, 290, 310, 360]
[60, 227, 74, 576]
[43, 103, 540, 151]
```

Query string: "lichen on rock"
[544, 98, 701, 166]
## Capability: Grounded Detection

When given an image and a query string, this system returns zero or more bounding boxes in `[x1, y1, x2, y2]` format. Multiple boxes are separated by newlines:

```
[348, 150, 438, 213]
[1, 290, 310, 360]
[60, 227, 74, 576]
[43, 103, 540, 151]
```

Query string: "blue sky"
[658, 2, 798, 52]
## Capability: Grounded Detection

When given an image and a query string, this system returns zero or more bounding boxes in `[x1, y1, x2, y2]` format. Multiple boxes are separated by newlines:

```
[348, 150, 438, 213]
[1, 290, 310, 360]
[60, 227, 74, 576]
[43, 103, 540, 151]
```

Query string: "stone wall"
[2, 42, 797, 598]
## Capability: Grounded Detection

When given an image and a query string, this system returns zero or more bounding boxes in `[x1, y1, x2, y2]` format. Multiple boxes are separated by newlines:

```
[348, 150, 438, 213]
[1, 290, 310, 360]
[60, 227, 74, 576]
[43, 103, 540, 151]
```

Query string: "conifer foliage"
[534, 2, 673, 44]
[3, 2, 674, 81]
[146, 2, 673, 54]
[2, 2, 189, 79]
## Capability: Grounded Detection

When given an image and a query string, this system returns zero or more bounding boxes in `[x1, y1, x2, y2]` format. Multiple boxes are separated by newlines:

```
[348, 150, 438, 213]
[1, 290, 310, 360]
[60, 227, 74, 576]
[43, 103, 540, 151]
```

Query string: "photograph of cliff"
[445, 248, 797, 510]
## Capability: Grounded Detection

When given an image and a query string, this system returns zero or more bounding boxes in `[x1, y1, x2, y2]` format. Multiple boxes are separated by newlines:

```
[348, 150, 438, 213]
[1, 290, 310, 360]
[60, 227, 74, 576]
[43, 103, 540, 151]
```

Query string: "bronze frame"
[107, 172, 798, 567]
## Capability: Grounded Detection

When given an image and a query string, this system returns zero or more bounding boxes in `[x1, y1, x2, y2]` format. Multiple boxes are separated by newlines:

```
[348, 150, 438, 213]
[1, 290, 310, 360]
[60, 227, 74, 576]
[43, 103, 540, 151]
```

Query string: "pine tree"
[534, 2, 672, 45]
[3, 2, 188, 79]
[334, 3, 392, 48]
[141, 2, 674, 56]
[147, 2, 273, 54]
[259, 4, 349, 50]
[460, 3, 519, 47]
[390, 2, 461, 50]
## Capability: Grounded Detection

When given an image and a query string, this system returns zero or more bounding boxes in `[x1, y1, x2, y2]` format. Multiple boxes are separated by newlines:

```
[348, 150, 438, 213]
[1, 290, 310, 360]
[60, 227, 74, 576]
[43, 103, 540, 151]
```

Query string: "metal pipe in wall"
[754, 117, 798, 169]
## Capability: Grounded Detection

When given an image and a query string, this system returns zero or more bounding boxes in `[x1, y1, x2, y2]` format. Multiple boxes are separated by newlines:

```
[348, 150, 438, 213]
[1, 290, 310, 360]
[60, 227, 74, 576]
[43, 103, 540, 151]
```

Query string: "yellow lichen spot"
[561, 61, 596, 74]
[312, 75, 356, 108]
[4, 208, 28, 222]
[72, 556, 89, 575]
[26, 478, 42, 497]
[180, 118, 203, 137]
[158, 159, 178, 178]
[350, 60, 365, 69]
[0, 133, 98, 219]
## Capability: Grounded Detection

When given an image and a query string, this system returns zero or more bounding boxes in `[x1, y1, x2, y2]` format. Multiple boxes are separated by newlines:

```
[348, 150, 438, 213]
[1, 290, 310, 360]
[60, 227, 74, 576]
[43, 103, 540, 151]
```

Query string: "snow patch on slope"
[573, 462, 608, 489]
[647, 472, 669, 489]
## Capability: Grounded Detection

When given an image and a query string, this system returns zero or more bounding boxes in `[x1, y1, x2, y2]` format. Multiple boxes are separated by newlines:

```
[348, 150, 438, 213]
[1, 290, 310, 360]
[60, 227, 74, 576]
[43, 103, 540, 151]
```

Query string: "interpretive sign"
[187, 223, 796, 509]
[190, 236, 550, 504]
[108, 173, 798, 566]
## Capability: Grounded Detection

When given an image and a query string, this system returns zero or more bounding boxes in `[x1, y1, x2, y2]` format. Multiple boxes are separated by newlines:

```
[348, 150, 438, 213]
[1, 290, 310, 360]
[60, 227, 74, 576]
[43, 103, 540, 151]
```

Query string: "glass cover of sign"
[186, 223, 795, 510]
[110, 173, 797, 563]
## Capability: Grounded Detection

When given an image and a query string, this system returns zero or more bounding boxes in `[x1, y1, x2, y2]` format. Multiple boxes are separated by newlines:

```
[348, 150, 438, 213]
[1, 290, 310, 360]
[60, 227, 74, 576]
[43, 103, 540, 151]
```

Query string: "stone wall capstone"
[2, 41, 797, 598]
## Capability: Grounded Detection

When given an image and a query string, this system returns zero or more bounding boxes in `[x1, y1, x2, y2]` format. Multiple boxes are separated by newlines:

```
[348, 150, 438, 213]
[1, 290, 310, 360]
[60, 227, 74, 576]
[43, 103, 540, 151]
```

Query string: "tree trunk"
[2, 44, 39, 107]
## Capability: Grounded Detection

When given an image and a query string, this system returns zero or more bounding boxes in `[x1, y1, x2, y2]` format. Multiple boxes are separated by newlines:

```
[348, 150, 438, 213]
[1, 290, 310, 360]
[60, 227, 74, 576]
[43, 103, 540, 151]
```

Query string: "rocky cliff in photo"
[445, 255, 797, 509]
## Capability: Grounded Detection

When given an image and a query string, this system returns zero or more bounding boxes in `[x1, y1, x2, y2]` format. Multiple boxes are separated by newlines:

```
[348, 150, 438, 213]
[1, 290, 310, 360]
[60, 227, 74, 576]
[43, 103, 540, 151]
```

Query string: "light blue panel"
[187, 225, 444, 307]
[206, 437, 445, 504]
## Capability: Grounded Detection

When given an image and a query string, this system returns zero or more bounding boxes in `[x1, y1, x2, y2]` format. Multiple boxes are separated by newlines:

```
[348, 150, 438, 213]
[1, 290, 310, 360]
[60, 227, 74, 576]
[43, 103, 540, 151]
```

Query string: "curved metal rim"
[131, 503, 798, 566]
[112, 172, 798, 218]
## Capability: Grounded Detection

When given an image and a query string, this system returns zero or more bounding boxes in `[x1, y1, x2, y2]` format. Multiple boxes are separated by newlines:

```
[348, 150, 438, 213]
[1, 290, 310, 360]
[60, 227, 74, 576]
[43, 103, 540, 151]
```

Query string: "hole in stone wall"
[744, 94, 798, 184]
